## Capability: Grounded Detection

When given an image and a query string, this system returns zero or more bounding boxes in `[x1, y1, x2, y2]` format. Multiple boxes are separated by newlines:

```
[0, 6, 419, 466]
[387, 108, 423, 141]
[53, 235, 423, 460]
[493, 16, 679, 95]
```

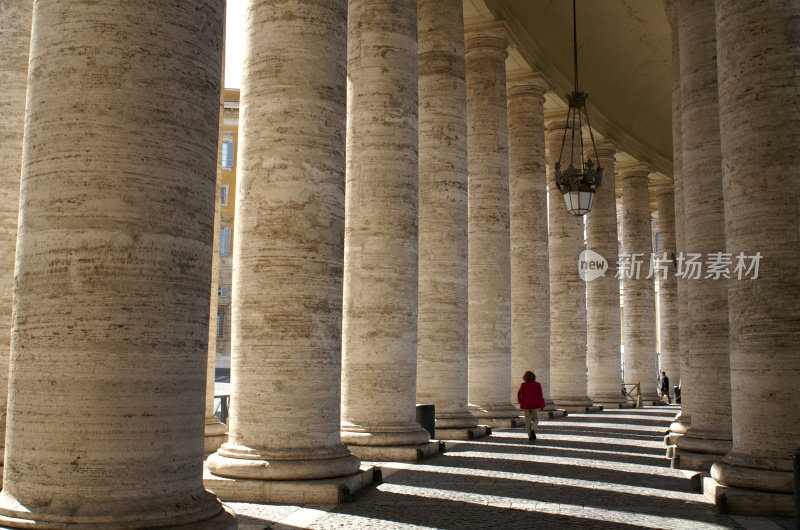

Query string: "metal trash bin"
[415, 404, 435, 439]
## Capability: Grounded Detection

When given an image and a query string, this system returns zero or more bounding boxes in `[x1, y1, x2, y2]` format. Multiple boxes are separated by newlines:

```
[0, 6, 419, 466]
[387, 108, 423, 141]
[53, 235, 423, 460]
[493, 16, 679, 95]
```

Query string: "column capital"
[465, 21, 511, 55]
[544, 110, 569, 131]
[506, 72, 550, 100]
[585, 139, 618, 160]
[617, 162, 652, 180]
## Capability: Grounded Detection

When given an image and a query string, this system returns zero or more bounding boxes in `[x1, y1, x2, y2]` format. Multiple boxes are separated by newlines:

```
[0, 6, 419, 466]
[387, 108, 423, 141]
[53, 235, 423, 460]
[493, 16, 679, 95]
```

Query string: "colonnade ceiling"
[464, 0, 674, 213]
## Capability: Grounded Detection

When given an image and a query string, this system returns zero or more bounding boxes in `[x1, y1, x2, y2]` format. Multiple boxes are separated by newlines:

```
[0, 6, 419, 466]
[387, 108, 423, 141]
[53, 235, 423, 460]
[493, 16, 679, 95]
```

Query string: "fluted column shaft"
[674, 0, 732, 464]
[464, 27, 520, 425]
[416, 0, 477, 432]
[586, 142, 625, 406]
[507, 78, 551, 407]
[341, 0, 431, 449]
[0, 2, 234, 527]
[620, 166, 658, 402]
[207, 0, 360, 483]
[656, 187, 680, 385]
[710, 0, 800, 501]
[0, 0, 31, 467]
[546, 117, 591, 408]
[665, 0, 691, 436]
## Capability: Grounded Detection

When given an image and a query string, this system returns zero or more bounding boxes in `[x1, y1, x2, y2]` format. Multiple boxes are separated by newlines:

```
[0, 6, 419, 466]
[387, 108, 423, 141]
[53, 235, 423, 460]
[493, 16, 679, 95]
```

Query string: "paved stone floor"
[226, 406, 795, 529]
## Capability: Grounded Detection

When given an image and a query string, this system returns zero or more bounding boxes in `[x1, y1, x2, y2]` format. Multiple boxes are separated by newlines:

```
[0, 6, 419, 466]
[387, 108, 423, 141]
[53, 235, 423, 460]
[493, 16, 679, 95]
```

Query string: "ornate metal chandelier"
[554, 0, 603, 216]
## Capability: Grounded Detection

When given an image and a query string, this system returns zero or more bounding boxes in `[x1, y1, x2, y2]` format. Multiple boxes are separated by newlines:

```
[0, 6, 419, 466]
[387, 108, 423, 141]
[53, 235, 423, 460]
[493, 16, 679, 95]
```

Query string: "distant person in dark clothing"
[517, 371, 546, 442]
[660, 371, 671, 404]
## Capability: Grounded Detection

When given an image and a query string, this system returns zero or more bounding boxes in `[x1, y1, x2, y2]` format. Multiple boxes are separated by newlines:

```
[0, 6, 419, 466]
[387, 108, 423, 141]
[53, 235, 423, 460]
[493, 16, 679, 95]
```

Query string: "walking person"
[659, 371, 671, 404]
[517, 371, 546, 442]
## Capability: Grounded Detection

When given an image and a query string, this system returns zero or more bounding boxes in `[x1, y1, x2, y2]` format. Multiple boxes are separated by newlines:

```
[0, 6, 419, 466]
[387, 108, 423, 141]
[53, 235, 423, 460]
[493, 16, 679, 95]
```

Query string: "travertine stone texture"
[620, 165, 658, 403]
[665, 0, 691, 436]
[465, 27, 521, 425]
[341, 0, 431, 450]
[0, 2, 235, 528]
[545, 116, 592, 409]
[710, 0, 800, 499]
[416, 0, 478, 433]
[207, 0, 361, 483]
[0, 0, 31, 467]
[507, 77, 553, 409]
[656, 186, 680, 385]
[674, 0, 732, 465]
[205, 27, 228, 456]
[585, 142, 625, 407]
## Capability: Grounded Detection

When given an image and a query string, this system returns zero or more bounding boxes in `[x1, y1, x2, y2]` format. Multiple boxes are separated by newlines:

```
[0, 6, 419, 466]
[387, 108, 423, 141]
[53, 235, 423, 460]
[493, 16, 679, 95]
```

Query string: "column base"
[537, 409, 567, 419]
[0, 491, 237, 530]
[594, 401, 635, 409]
[672, 433, 730, 471]
[435, 426, 490, 441]
[672, 449, 724, 471]
[204, 420, 227, 456]
[433, 412, 480, 430]
[703, 475, 794, 516]
[204, 463, 376, 504]
[664, 431, 683, 446]
[469, 403, 524, 428]
[558, 404, 603, 413]
[346, 440, 441, 462]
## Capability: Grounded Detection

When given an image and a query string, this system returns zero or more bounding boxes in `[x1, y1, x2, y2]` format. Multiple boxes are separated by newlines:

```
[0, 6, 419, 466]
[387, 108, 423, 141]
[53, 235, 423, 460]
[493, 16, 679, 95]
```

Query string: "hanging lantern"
[554, 0, 603, 216]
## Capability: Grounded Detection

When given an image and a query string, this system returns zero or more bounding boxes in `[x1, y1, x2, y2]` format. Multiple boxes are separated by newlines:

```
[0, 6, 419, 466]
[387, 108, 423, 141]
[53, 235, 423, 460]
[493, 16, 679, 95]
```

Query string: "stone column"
[206, 0, 369, 502]
[507, 75, 562, 417]
[465, 25, 521, 427]
[205, 13, 228, 456]
[664, 0, 691, 445]
[708, 0, 800, 515]
[545, 115, 597, 412]
[655, 186, 679, 387]
[619, 164, 658, 403]
[673, 0, 732, 471]
[585, 141, 626, 408]
[0, 0, 31, 471]
[0, 2, 235, 527]
[341, 0, 437, 461]
[416, 0, 485, 441]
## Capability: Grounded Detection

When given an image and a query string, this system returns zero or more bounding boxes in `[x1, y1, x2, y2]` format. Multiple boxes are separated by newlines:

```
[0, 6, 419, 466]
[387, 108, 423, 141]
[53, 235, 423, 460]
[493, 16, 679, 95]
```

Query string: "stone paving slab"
[229, 406, 795, 529]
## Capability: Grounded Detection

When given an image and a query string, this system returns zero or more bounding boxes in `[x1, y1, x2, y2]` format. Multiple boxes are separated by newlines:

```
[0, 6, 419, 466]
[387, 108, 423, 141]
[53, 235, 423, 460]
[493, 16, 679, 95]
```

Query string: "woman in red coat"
[517, 371, 546, 441]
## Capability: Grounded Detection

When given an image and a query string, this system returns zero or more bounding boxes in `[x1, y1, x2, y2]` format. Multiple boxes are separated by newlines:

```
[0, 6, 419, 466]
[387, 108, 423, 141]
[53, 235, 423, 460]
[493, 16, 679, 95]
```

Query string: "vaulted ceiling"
[465, 0, 674, 208]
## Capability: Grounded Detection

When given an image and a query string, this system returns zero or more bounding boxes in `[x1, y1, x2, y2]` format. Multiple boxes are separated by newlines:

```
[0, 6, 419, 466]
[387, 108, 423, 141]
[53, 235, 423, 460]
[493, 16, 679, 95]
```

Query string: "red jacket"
[517, 381, 546, 410]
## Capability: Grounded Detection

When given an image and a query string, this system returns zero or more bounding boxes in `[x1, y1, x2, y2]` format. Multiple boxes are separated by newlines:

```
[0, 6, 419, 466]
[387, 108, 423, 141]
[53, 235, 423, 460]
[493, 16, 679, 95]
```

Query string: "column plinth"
[0, 2, 235, 527]
[340, 0, 436, 459]
[464, 27, 521, 427]
[706, 0, 800, 516]
[206, 0, 369, 500]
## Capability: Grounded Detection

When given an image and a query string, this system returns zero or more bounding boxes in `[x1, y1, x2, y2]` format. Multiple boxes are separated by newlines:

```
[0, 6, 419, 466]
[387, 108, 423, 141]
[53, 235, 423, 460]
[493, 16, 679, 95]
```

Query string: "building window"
[221, 141, 235, 169]
[218, 286, 229, 298]
[217, 306, 224, 339]
[220, 184, 229, 206]
[220, 227, 231, 255]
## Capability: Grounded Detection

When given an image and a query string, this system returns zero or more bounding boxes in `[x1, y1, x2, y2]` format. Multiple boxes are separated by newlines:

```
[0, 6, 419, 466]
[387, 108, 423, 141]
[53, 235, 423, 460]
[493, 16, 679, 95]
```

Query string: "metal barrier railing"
[621, 382, 642, 408]
[214, 394, 230, 424]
